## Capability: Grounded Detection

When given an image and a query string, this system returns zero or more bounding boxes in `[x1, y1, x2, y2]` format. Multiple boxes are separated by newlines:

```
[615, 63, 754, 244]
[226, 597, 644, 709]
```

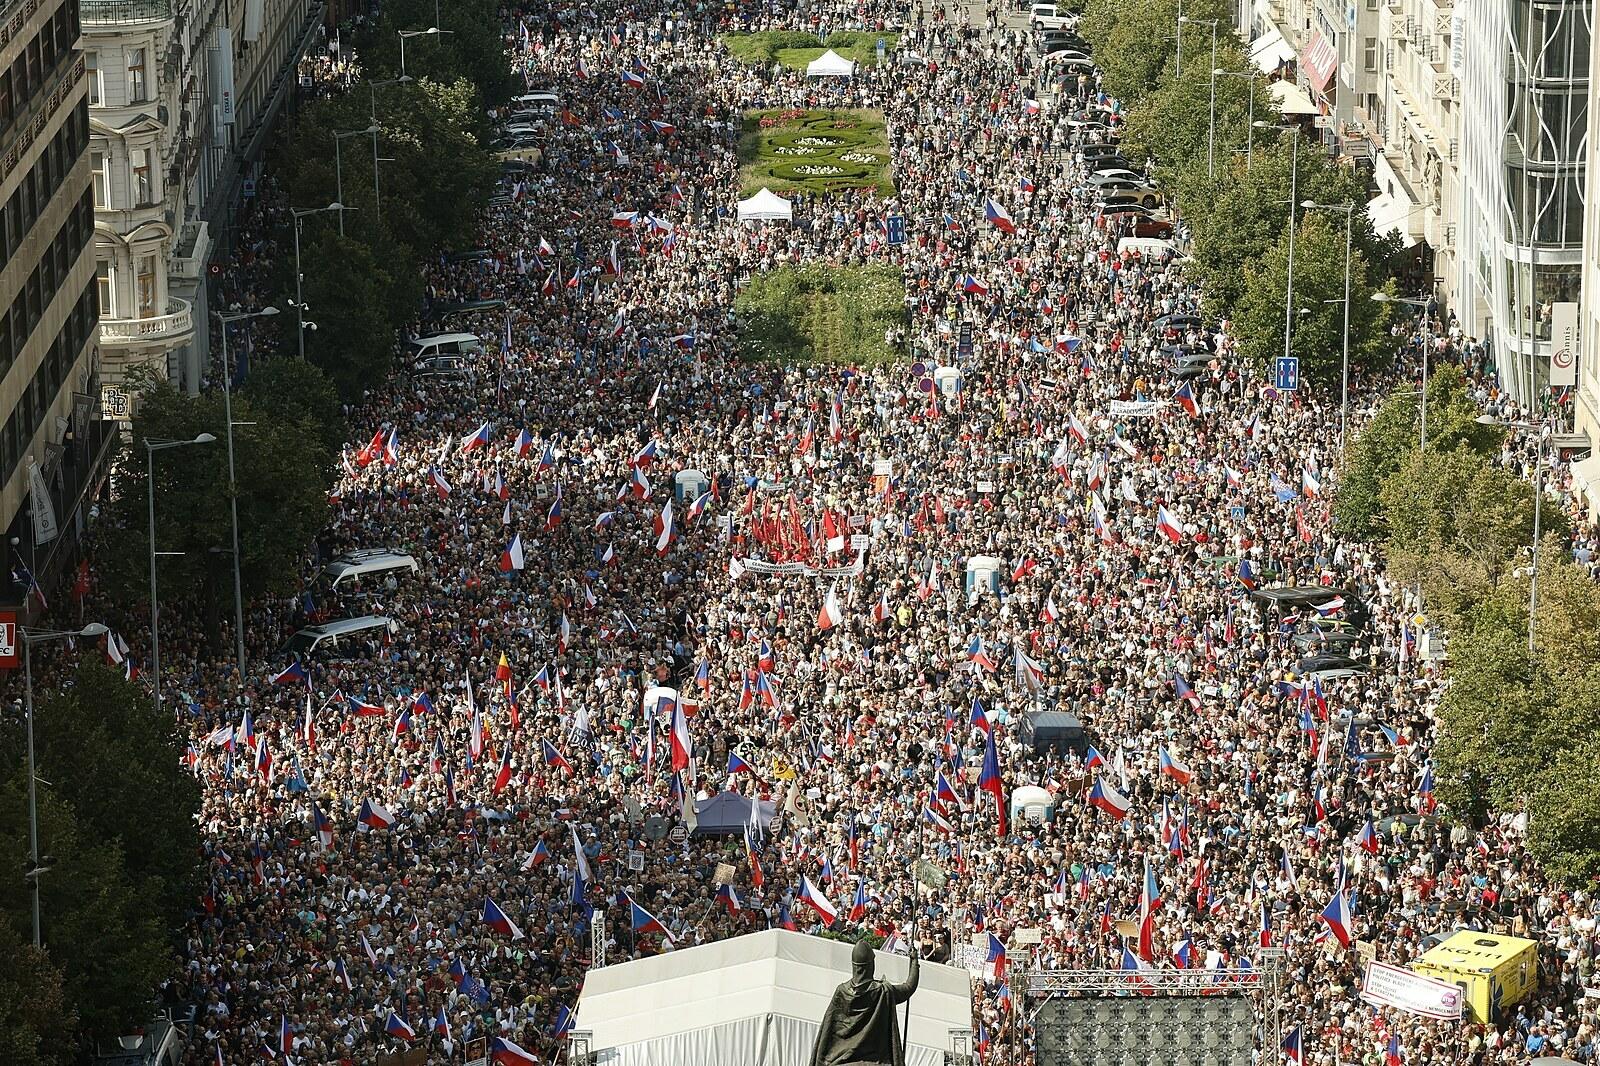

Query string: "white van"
[514, 91, 560, 108]
[283, 615, 400, 658]
[1030, 3, 1079, 29]
[321, 549, 420, 589]
[409, 332, 484, 358]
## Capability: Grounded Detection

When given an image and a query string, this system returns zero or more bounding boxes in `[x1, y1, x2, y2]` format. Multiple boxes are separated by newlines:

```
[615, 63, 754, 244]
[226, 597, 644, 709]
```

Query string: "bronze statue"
[810, 940, 921, 1066]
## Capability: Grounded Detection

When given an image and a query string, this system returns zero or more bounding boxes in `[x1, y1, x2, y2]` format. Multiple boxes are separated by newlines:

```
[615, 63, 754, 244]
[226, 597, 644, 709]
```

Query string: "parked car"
[1029, 2, 1079, 30]
[1094, 178, 1161, 208]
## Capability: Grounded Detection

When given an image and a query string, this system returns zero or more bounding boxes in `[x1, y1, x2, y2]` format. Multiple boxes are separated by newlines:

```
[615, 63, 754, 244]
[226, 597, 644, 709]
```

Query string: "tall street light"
[214, 307, 280, 679]
[366, 76, 413, 223]
[21, 621, 108, 947]
[398, 27, 453, 78]
[288, 204, 353, 359]
[1214, 69, 1260, 170]
[1476, 413, 1547, 654]
[332, 127, 378, 235]
[1179, 17, 1219, 177]
[1372, 292, 1432, 446]
[1302, 201, 1356, 446]
[146, 433, 216, 719]
[1252, 123, 1303, 367]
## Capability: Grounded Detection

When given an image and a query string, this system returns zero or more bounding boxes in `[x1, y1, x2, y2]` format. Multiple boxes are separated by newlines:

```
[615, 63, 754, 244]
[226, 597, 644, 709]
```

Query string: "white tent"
[576, 929, 972, 1066]
[805, 49, 858, 77]
[1270, 79, 1319, 117]
[736, 188, 794, 223]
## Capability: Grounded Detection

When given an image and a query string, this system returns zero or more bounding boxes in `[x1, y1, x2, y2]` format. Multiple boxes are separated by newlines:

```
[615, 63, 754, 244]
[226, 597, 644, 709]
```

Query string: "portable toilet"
[674, 470, 709, 505]
[1010, 785, 1056, 825]
[933, 366, 963, 397]
[965, 555, 1003, 600]
[1410, 931, 1539, 1023]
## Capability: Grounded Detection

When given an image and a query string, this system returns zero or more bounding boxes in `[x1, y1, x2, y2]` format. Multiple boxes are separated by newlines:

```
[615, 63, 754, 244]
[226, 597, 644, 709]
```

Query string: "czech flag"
[1282, 1026, 1303, 1066]
[1320, 878, 1353, 947]
[969, 696, 990, 734]
[1158, 747, 1193, 785]
[627, 892, 672, 938]
[1087, 776, 1131, 820]
[384, 1013, 415, 1041]
[459, 422, 492, 453]
[428, 466, 452, 499]
[491, 1037, 541, 1066]
[269, 661, 308, 685]
[716, 882, 742, 915]
[986, 933, 1008, 979]
[499, 533, 525, 572]
[727, 751, 756, 775]
[483, 897, 526, 940]
[313, 802, 335, 849]
[357, 798, 395, 830]
[983, 199, 1016, 233]
[798, 875, 838, 925]
[1174, 381, 1199, 417]
[542, 740, 573, 773]
[1173, 672, 1202, 709]
[960, 275, 989, 295]
[978, 727, 1006, 837]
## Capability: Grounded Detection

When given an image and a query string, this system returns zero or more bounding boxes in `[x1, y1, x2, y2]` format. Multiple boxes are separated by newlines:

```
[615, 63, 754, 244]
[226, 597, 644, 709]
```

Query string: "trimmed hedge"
[739, 110, 893, 197]
[735, 263, 905, 367]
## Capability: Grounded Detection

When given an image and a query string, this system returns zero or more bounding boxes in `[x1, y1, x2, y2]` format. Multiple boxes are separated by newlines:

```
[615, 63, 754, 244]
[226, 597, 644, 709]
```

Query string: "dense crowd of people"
[94, 0, 1600, 1063]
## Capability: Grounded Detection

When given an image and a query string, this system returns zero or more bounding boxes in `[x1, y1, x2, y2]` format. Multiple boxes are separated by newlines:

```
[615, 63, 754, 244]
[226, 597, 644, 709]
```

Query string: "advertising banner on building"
[1551, 301, 1579, 386]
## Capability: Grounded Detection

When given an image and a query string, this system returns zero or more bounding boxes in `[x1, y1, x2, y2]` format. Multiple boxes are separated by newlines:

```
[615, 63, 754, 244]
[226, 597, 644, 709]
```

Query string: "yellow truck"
[1411, 931, 1539, 1023]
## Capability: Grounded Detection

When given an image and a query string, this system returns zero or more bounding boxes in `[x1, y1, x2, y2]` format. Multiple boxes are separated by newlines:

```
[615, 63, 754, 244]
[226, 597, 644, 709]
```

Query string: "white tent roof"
[1368, 193, 1421, 246]
[1270, 79, 1319, 116]
[1249, 29, 1296, 73]
[576, 930, 971, 1066]
[737, 187, 794, 222]
[805, 49, 858, 77]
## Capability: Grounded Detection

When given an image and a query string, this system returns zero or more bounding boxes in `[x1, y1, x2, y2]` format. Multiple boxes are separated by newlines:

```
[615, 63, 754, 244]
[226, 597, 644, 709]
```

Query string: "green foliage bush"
[722, 31, 899, 69]
[735, 264, 904, 367]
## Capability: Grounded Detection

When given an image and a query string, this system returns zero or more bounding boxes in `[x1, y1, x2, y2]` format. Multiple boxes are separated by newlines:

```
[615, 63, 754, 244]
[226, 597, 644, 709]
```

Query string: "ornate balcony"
[98, 297, 193, 347]
[80, 0, 173, 24]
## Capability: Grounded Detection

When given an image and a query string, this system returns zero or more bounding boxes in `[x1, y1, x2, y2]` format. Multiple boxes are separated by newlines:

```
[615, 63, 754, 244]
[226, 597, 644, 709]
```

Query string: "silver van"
[409, 332, 484, 359]
[321, 550, 420, 589]
[283, 615, 400, 658]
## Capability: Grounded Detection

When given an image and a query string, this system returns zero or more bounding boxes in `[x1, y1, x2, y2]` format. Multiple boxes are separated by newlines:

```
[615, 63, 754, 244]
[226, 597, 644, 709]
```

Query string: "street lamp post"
[213, 308, 280, 679]
[1214, 69, 1260, 170]
[1476, 413, 1547, 654]
[1373, 292, 1432, 447]
[21, 622, 109, 947]
[1302, 201, 1356, 446]
[1180, 18, 1220, 177]
[145, 434, 215, 719]
[366, 77, 413, 223]
[332, 127, 378, 236]
[288, 205, 352, 359]
[398, 27, 453, 78]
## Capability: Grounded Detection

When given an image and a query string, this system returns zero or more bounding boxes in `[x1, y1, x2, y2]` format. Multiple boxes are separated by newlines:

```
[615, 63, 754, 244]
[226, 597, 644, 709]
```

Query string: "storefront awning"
[1270, 79, 1319, 116]
[1249, 29, 1297, 73]
[1367, 193, 1420, 247]
[1300, 33, 1338, 94]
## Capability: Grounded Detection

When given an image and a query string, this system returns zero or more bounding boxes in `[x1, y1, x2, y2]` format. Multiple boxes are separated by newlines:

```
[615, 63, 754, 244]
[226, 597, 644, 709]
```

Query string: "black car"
[1153, 313, 1203, 333]
[1087, 155, 1134, 174]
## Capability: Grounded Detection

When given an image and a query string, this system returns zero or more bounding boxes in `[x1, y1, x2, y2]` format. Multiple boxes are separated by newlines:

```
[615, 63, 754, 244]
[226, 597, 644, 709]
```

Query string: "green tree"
[1378, 449, 1560, 621]
[1435, 553, 1598, 806]
[1526, 736, 1600, 884]
[298, 229, 424, 398]
[1077, 0, 1234, 105]
[242, 358, 346, 463]
[0, 918, 76, 1066]
[355, 0, 517, 107]
[1230, 212, 1392, 385]
[0, 777, 172, 1040]
[32, 662, 201, 933]
[93, 384, 331, 648]
[1119, 48, 1272, 174]
[1334, 365, 1503, 539]
[1182, 139, 1396, 317]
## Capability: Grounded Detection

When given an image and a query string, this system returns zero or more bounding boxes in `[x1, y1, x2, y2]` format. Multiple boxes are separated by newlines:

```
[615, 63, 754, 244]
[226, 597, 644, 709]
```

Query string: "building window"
[96, 260, 114, 318]
[136, 256, 158, 318]
[1364, 37, 1379, 72]
[85, 51, 101, 105]
[91, 151, 109, 208]
[127, 47, 147, 103]
[131, 148, 152, 206]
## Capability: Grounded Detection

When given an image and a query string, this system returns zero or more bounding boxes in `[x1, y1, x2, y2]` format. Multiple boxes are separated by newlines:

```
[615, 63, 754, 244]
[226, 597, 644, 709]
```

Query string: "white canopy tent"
[576, 929, 972, 1066]
[736, 188, 794, 223]
[805, 48, 858, 77]
[1270, 79, 1319, 117]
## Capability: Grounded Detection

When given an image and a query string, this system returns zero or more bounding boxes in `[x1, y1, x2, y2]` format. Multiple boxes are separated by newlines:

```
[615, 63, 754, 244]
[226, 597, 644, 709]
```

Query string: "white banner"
[1551, 301, 1578, 386]
[1108, 400, 1161, 418]
[27, 461, 58, 544]
[733, 553, 865, 579]
[1359, 960, 1465, 1020]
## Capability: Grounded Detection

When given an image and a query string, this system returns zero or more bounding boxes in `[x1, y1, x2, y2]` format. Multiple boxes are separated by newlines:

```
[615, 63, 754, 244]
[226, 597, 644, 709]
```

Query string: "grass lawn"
[735, 263, 905, 367]
[721, 30, 901, 70]
[738, 108, 894, 198]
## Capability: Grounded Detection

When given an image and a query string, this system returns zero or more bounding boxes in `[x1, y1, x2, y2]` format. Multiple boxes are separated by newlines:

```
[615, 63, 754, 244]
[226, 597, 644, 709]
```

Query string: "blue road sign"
[885, 215, 906, 246]
[1275, 356, 1300, 392]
